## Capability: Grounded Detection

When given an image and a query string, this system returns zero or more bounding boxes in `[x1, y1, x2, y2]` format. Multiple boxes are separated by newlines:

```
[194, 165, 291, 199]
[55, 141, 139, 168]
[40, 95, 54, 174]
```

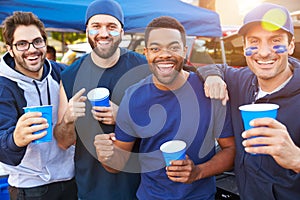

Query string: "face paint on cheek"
[244, 46, 258, 56]
[273, 45, 287, 54]
[88, 30, 99, 35]
[109, 31, 120, 37]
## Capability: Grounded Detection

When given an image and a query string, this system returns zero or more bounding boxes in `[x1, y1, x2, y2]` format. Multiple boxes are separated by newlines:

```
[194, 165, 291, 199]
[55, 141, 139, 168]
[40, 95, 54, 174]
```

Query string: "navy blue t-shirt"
[116, 72, 233, 199]
[61, 48, 150, 200]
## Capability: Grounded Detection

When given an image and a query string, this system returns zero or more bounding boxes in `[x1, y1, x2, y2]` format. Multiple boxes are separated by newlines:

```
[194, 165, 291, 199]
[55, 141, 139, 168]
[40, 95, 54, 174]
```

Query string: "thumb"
[109, 133, 116, 141]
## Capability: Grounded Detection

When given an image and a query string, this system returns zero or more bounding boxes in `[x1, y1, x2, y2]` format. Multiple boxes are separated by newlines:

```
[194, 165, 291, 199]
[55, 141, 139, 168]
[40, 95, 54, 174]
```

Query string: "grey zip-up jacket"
[0, 52, 75, 188]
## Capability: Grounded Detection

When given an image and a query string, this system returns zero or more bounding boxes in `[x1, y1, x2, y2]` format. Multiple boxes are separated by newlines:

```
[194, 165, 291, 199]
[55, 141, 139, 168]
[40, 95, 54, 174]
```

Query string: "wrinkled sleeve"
[197, 64, 225, 80]
[0, 83, 26, 166]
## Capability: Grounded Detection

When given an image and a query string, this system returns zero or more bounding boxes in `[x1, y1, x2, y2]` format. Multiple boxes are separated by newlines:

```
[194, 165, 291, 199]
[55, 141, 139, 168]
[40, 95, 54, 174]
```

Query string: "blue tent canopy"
[0, 0, 222, 37]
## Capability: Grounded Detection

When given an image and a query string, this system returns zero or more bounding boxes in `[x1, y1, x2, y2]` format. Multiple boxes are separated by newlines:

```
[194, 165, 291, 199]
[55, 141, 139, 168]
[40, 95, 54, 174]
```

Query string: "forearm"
[196, 145, 235, 180]
[54, 118, 76, 150]
[100, 141, 133, 173]
[101, 151, 130, 173]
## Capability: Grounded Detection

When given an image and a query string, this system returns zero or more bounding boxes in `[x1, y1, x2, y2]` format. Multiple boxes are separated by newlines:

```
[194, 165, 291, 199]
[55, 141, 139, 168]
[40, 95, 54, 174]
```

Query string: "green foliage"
[0, 28, 86, 45]
[50, 31, 86, 44]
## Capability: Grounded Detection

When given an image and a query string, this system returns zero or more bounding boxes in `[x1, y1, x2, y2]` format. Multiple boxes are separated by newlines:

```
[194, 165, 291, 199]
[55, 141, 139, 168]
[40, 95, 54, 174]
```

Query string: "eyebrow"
[247, 33, 285, 40]
[90, 22, 118, 26]
[270, 34, 285, 39]
[149, 41, 181, 46]
[14, 37, 43, 43]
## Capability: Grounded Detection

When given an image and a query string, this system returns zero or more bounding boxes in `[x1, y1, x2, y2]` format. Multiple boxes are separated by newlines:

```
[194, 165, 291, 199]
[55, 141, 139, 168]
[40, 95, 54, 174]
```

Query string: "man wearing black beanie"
[54, 0, 150, 199]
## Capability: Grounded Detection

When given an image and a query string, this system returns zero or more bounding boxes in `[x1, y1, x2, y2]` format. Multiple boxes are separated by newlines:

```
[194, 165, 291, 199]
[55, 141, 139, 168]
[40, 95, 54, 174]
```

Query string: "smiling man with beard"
[94, 16, 235, 200]
[0, 12, 77, 200]
[53, 0, 150, 199]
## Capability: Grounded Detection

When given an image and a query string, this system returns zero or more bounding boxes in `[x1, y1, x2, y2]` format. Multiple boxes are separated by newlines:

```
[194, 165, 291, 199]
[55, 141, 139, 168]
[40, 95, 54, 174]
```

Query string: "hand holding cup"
[88, 87, 115, 124]
[23, 105, 53, 144]
[87, 87, 110, 107]
[239, 103, 279, 155]
[160, 140, 186, 166]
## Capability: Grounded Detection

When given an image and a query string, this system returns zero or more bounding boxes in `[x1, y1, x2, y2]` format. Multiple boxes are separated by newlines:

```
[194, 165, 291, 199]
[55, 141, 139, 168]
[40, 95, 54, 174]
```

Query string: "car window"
[187, 36, 247, 68]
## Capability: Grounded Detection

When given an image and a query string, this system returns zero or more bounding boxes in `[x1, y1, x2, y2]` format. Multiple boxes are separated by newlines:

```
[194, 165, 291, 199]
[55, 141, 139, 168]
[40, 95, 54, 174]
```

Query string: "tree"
[51, 32, 86, 45]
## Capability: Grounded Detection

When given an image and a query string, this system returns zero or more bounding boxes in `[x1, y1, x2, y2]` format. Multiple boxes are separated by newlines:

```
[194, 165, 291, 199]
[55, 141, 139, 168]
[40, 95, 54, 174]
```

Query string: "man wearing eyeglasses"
[0, 12, 77, 199]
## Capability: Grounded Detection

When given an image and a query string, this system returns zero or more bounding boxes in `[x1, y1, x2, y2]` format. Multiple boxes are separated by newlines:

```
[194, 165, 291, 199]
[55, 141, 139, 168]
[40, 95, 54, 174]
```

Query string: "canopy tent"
[0, 0, 222, 37]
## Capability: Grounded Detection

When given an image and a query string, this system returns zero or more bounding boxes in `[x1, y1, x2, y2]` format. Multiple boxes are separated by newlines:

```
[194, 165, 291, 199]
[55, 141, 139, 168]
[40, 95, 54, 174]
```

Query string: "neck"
[258, 65, 293, 92]
[153, 70, 189, 91]
[91, 48, 120, 68]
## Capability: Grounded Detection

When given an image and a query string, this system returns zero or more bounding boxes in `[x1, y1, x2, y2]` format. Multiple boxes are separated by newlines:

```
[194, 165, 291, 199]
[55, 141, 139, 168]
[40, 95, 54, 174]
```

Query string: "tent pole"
[61, 32, 65, 56]
[220, 39, 226, 64]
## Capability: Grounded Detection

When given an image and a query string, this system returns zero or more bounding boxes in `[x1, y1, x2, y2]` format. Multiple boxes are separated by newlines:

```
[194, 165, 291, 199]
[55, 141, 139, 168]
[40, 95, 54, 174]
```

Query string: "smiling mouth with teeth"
[256, 60, 275, 65]
[157, 63, 174, 72]
[27, 56, 39, 61]
[98, 40, 110, 45]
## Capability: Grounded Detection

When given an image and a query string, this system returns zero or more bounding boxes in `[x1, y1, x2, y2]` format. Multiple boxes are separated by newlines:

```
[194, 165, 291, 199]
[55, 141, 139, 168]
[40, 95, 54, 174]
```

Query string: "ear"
[143, 47, 148, 58]
[86, 28, 89, 38]
[6, 45, 14, 57]
[287, 36, 295, 55]
[183, 46, 188, 57]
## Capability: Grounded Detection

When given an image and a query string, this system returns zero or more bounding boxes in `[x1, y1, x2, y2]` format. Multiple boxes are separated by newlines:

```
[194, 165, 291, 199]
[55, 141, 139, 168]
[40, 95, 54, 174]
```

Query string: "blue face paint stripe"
[109, 31, 120, 37]
[244, 45, 287, 56]
[245, 46, 258, 56]
[88, 30, 120, 37]
[273, 45, 287, 54]
[88, 30, 99, 35]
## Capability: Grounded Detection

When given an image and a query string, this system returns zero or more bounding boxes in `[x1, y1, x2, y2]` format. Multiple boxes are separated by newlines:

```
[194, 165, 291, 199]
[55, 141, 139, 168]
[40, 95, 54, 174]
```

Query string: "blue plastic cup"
[87, 87, 110, 107]
[160, 140, 186, 166]
[239, 103, 279, 154]
[239, 103, 279, 130]
[23, 105, 53, 144]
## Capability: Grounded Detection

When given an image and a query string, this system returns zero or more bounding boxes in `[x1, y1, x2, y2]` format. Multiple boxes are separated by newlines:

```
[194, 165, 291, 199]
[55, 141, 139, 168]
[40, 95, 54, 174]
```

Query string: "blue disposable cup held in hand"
[87, 87, 110, 107]
[239, 103, 279, 130]
[239, 103, 279, 154]
[160, 140, 186, 166]
[23, 105, 53, 144]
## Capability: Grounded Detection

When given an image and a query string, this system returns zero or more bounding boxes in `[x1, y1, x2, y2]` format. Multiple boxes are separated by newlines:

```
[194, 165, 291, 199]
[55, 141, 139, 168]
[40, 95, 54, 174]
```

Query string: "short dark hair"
[2, 11, 47, 46]
[47, 45, 56, 60]
[144, 16, 186, 47]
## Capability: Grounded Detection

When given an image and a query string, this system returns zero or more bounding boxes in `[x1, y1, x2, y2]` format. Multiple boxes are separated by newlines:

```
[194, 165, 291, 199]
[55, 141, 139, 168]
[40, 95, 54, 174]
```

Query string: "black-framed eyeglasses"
[13, 38, 46, 51]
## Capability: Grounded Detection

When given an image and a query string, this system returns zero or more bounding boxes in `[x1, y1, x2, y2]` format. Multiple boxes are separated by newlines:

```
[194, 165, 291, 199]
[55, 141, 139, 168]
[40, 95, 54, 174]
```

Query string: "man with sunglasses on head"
[0, 12, 77, 199]
[54, 0, 150, 199]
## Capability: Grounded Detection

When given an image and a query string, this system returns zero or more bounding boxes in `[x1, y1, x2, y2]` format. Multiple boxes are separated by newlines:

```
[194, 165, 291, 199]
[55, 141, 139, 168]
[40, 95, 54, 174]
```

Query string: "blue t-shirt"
[61, 48, 150, 200]
[116, 72, 233, 199]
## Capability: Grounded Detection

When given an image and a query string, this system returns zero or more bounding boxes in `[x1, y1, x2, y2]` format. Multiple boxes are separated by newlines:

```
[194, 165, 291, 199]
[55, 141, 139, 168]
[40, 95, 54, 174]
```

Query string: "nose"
[158, 48, 172, 58]
[97, 27, 110, 37]
[257, 41, 272, 57]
